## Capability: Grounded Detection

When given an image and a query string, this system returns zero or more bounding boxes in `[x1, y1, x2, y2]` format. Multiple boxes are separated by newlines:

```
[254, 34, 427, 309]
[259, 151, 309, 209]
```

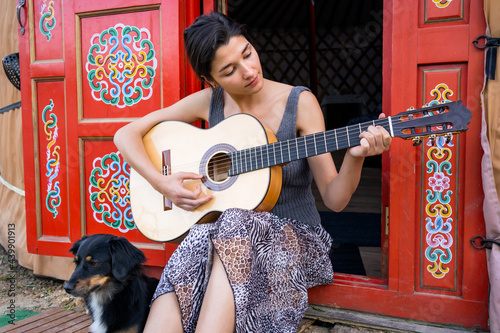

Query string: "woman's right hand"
[155, 172, 214, 211]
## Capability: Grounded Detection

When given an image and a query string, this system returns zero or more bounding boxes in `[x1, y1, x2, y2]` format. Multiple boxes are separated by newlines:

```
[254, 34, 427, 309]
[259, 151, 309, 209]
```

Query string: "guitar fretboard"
[228, 117, 393, 176]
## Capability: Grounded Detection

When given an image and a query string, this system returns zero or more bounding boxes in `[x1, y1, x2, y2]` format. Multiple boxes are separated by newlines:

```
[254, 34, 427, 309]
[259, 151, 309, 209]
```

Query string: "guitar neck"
[228, 117, 394, 176]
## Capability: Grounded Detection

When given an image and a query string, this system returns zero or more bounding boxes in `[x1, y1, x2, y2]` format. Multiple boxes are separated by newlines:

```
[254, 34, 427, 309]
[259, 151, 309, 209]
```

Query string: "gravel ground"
[0, 244, 86, 317]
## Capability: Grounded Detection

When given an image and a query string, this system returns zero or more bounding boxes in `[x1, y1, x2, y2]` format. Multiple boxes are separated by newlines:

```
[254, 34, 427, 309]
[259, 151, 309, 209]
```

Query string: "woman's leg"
[195, 250, 236, 333]
[143, 292, 183, 333]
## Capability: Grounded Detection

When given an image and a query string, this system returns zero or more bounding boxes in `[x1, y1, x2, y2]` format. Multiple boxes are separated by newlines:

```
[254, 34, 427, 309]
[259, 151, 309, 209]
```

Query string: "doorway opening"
[228, 0, 385, 278]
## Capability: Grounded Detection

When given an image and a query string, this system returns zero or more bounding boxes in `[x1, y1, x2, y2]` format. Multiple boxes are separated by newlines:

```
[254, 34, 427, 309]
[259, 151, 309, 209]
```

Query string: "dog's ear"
[108, 236, 146, 282]
[68, 235, 89, 255]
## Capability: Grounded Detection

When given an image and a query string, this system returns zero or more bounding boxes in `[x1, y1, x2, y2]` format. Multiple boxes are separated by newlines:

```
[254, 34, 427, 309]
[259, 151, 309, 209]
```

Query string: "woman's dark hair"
[184, 12, 247, 83]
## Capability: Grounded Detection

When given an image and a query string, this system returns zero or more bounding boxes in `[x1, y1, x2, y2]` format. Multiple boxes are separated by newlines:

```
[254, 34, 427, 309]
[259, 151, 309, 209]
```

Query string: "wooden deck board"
[0, 308, 91, 333]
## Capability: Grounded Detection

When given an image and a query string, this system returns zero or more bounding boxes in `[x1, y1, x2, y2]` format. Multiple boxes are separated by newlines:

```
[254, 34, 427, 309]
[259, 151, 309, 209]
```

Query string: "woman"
[114, 12, 391, 333]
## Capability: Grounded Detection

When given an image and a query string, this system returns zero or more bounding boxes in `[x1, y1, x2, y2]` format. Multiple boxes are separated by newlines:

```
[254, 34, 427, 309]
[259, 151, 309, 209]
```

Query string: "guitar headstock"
[392, 101, 471, 145]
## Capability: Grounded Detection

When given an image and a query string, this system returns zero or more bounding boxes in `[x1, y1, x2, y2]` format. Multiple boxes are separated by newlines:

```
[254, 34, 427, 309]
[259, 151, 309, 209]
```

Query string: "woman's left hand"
[348, 113, 392, 158]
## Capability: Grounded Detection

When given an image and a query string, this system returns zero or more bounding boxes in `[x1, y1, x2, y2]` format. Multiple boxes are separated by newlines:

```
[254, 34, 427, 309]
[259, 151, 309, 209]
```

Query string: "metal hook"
[428, 135, 436, 146]
[16, 0, 26, 35]
[470, 235, 500, 250]
[473, 35, 488, 49]
[473, 35, 500, 49]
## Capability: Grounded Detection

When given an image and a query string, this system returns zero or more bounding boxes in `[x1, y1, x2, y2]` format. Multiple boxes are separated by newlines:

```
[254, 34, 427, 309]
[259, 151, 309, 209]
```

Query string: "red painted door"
[309, 0, 489, 329]
[18, 0, 201, 265]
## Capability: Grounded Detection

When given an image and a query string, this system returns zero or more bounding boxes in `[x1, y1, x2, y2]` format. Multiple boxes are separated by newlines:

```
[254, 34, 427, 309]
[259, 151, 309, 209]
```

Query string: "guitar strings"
[169, 116, 446, 175]
[166, 114, 450, 176]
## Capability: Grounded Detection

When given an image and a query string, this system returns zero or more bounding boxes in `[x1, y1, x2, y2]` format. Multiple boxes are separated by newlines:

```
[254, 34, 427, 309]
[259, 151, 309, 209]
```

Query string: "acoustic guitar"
[130, 101, 471, 242]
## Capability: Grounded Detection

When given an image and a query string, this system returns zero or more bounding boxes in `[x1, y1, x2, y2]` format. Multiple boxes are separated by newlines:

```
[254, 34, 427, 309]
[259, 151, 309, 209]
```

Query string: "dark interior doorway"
[228, 0, 384, 277]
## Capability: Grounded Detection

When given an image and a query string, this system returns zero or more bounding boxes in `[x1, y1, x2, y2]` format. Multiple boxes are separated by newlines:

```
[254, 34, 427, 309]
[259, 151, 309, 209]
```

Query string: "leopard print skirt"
[151, 208, 333, 333]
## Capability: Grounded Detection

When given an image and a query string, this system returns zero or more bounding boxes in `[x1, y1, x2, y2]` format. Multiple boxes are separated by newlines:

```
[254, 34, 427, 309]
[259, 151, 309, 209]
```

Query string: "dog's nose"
[64, 283, 74, 294]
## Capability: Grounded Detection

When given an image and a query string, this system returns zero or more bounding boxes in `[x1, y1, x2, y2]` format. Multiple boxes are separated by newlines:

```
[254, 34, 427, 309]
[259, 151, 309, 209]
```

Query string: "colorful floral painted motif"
[424, 83, 455, 279]
[85, 24, 157, 108]
[432, 0, 453, 8]
[88, 152, 135, 233]
[39, 0, 56, 41]
[43, 99, 61, 218]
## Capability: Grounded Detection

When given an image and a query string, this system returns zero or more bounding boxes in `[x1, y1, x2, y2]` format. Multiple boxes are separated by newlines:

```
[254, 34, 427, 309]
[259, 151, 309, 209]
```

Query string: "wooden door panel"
[35, 80, 69, 238]
[33, 0, 64, 61]
[422, 0, 466, 23]
[416, 65, 467, 294]
[79, 9, 162, 119]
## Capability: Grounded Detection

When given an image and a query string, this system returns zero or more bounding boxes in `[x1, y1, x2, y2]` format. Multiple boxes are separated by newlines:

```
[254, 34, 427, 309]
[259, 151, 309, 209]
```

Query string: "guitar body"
[130, 113, 283, 242]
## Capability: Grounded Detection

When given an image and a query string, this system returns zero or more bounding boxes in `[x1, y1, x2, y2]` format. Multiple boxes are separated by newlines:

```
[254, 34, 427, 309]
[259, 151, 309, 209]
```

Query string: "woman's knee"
[144, 292, 183, 333]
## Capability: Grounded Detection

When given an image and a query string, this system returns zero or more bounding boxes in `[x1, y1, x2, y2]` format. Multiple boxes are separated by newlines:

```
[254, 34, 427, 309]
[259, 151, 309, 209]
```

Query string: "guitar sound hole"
[207, 152, 231, 183]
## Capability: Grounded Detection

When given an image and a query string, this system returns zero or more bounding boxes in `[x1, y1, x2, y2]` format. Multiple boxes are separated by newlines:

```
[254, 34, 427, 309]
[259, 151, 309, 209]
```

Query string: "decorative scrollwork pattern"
[424, 84, 455, 279]
[43, 99, 61, 218]
[39, 0, 56, 41]
[88, 152, 134, 233]
[432, 0, 453, 9]
[85, 24, 158, 108]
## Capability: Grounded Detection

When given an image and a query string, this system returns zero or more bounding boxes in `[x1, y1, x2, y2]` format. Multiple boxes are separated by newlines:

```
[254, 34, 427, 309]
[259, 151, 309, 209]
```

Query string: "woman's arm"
[114, 88, 214, 210]
[296, 91, 391, 212]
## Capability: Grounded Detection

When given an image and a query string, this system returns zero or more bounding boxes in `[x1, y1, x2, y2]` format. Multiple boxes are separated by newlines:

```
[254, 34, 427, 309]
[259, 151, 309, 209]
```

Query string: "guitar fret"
[235, 151, 238, 174]
[324, 132, 327, 151]
[240, 150, 244, 173]
[231, 153, 236, 175]
[259, 146, 263, 169]
[347, 126, 350, 147]
[266, 144, 270, 168]
[313, 134, 317, 155]
[287, 141, 291, 162]
[304, 136, 309, 157]
[250, 148, 254, 171]
[249, 148, 253, 171]
[254, 147, 258, 170]
[241, 149, 244, 173]
[335, 129, 338, 150]
[273, 142, 277, 165]
[244, 149, 248, 173]
[295, 139, 299, 160]
[279, 141, 283, 164]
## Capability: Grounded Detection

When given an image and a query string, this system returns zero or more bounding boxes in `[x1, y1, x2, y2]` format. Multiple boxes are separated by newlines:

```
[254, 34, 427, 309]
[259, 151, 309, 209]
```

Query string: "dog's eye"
[88, 261, 101, 267]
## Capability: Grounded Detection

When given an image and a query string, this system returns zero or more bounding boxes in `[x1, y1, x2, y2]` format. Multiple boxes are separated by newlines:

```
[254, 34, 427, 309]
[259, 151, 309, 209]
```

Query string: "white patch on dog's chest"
[88, 294, 107, 333]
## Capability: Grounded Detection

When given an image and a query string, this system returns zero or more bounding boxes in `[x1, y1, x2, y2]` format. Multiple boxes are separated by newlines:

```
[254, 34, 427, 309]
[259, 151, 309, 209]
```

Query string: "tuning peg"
[445, 133, 452, 144]
[413, 137, 422, 146]
[428, 135, 436, 146]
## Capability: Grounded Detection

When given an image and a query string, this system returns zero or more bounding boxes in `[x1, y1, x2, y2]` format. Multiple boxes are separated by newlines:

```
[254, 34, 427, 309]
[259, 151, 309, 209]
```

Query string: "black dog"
[64, 234, 159, 333]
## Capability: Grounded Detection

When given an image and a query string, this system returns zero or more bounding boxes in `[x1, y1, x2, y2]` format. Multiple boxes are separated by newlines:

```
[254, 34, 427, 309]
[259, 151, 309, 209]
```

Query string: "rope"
[0, 173, 25, 196]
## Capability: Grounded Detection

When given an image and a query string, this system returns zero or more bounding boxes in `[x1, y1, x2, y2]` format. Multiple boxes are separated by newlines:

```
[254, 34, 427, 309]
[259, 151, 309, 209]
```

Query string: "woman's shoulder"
[179, 87, 213, 115]
[262, 80, 294, 102]
[264, 79, 292, 93]
[264, 80, 313, 100]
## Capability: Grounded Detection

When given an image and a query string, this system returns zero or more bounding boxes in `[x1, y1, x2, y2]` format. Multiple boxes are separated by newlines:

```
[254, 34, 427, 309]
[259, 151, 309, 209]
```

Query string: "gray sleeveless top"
[208, 86, 321, 226]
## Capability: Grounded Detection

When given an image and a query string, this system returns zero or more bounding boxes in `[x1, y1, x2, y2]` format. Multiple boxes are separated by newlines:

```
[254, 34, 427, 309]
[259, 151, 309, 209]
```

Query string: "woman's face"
[209, 35, 264, 96]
